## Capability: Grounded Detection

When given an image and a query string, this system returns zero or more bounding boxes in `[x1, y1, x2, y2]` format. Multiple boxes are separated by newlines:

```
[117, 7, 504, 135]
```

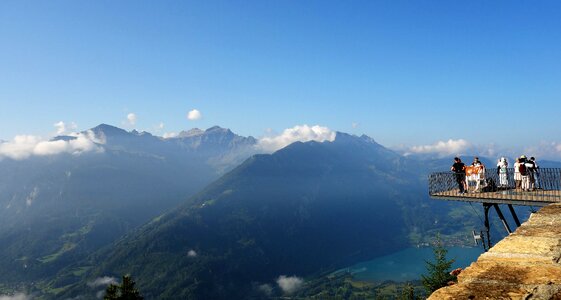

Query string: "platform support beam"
[508, 204, 521, 227]
[483, 203, 492, 251]
[493, 204, 512, 234]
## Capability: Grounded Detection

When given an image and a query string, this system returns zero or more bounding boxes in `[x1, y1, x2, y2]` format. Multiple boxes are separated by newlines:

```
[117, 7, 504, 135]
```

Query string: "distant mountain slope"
[59, 133, 454, 299]
[0, 124, 258, 287]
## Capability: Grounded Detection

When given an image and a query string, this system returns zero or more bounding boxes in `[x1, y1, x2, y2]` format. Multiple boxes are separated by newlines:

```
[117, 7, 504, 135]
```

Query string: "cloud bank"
[187, 109, 202, 121]
[163, 132, 178, 139]
[276, 275, 303, 294]
[258, 125, 336, 152]
[407, 139, 470, 157]
[404, 139, 549, 159]
[0, 130, 104, 160]
[523, 142, 561, 160]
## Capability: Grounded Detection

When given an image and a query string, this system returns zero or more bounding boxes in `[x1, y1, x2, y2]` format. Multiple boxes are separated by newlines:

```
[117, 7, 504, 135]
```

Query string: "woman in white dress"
[497, 157, 508, 188]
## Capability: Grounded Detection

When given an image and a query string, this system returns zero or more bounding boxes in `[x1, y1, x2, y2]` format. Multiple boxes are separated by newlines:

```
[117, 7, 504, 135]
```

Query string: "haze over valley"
[2, 1, 561, 299]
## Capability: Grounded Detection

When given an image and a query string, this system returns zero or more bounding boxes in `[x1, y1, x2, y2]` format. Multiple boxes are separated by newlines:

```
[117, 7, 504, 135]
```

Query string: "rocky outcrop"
[429, 204, 561, 300]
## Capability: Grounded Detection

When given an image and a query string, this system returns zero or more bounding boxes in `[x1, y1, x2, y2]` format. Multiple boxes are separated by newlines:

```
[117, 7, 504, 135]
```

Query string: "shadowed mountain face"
[2, 127, 492, 299]
[58, 133, 441, 299]
[0, 124, 257, 285]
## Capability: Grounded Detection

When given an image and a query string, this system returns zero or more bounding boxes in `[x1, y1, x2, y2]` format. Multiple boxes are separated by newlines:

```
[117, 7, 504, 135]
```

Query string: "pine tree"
[399, 282, 419, 300]
[421, 235, 455, 296]
[103, 275, 144, 300]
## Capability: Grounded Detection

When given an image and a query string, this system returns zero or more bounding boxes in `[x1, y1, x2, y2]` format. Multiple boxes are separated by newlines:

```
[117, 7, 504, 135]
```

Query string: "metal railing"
[428, 168, 561, 205]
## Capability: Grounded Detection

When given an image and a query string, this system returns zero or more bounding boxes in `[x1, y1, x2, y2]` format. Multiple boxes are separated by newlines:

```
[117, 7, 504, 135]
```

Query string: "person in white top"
[524, 157, 537, 191]
[514, 158, 522, 191]
[496, 157, 508, 189]
[471, 157, 486, 192]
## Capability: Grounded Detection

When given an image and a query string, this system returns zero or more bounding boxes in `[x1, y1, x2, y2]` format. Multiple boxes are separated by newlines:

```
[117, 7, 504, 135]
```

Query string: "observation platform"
[429, 168, 561, 207]
[427, 168, 561, 298]
[429, 168, 561, 251]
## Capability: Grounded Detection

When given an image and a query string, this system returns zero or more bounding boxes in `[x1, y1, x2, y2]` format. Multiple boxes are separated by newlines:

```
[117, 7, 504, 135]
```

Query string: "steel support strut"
[493, 204, 512, 234]
[483, 203, 492, 251]
[508, 204, 521, 227]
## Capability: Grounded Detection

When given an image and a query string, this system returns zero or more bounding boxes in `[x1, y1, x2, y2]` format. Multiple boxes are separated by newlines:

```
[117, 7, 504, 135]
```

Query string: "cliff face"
[429, 204, 561, 299]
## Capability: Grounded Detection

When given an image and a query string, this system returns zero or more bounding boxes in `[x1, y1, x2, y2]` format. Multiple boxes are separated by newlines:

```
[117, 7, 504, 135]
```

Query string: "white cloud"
[522, 141, 561, 160]
[408, 139, 470, 157]
[87, 276, 117, 288]
[399, 139, 561, 161]
[163, 132, 178, 139]
[257, 125, 336, 152]
[127, 113, 137, 126]
[352, 122, 359, 129]
[54, 121, 65, 135]
[187, 250, 197, 257]
[0, 135, 41, 160]
[0, 293, 32, 300]
[257, 284, 273, 296]
[276, 275, 303, 294]
[158, 122, 165, 130]
[0, 130, 104, 160]
[53, 121, 77, 135]
[187, 109, 202, 121]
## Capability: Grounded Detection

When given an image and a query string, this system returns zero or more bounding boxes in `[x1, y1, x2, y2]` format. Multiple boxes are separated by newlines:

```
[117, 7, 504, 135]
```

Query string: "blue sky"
[2, 1, 561, 156]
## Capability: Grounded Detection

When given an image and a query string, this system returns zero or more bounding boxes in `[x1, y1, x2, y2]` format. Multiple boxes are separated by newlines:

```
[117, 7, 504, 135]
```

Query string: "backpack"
[519, 163, 527, 176]
[483, 178, 497, 192]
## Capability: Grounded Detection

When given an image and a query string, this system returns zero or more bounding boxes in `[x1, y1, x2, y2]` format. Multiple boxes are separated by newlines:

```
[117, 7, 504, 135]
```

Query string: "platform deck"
[431, 189, 561, 206]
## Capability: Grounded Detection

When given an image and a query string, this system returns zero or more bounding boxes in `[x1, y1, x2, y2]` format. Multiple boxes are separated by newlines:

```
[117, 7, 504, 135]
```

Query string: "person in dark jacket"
[530, 157, 540, 189]
[451, 157, 466, 194]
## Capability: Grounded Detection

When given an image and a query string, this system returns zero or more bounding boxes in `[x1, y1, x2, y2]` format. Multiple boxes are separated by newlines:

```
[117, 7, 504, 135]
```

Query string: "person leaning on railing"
[522, 156, 540, 191]
[530, 157, 540, 189]
[451, 157, 466, 194]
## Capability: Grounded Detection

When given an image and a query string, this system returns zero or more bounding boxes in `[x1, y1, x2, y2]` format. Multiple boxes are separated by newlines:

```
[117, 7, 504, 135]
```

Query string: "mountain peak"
[178, 128, 204, 138]
[359, 134, 378, 144]
[131, 130, 153, 137]
[205, 126, 232, 134]
[91, 124, 130, 136]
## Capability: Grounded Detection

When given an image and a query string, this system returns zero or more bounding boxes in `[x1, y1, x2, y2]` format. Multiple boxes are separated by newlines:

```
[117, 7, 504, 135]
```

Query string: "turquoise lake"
[346, 247, 484, 282]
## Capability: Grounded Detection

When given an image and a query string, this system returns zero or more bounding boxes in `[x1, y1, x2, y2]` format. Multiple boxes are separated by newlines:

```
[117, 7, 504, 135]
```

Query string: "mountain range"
[0, 124, 496, 299]
[0, 124, 257, 290]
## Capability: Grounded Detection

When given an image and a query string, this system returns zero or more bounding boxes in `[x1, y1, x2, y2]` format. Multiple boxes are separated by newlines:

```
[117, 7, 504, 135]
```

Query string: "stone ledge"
[428, 203, 561, 300]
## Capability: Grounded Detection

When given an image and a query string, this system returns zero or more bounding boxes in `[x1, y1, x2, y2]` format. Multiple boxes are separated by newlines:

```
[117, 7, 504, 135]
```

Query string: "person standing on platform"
[530, 157, 540, 189]
[497, 157, 509, 189]
[520, 155, 530, 191]
[451, 157, 466, 194]
[525, 156, 537, 191]
[514, 158, 522, 191]
[471, 157, 486, 192]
